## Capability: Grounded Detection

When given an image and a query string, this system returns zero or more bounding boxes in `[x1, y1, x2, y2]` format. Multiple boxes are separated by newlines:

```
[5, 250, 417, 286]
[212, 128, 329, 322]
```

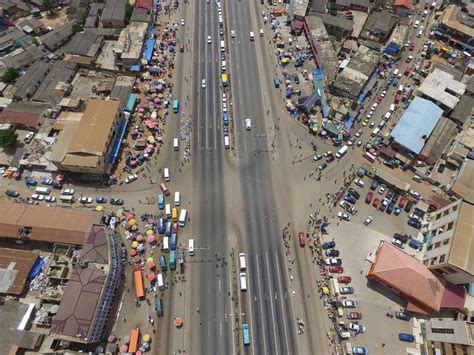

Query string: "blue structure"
[390, 97, 443, 155]
[143, 38, 156, 63]
[384, 42, 401, 56]
[125, 94, 138, 113]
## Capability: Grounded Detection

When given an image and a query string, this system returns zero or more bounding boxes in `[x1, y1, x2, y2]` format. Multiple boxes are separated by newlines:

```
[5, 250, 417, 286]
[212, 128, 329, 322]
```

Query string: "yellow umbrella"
[95, 205, 104, 211]
[146, 229, 154, 236]
[131, 241, 139, 249]
[129, 219, 136, 226]
[146, 257, 154, 263]
[142, 334, 151, 342]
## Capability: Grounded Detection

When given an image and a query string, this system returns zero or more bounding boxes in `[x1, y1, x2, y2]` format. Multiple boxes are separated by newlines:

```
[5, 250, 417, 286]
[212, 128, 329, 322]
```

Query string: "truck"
[242, 323, 250, 345]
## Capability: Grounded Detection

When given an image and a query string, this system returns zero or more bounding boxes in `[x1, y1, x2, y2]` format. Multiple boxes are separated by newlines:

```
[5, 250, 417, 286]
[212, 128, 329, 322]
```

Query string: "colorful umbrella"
[107, 335, 117, 343]
[148, 261, 156, 269]
[131, 224, 138, 231]
[146, 257, 154, 263]
[130, 249, 137, 257]
[147, 273, 156, 281]
[123, 335, 130, 343]
[174, 317, 183, 328]
[131, 241, 139, 249]
[142, 334, 151, 342]
[119, 344, 128, 353]
[133, 263, 141, 271]
[136, 235, 145, 242]
[95, 205, 104, 211]
[137, 244, 145, 252]
[129, 219, 136, 226]
[127, 213, 135, 220]
[146, 229, 154, 236]
[147, 235, 156, 243]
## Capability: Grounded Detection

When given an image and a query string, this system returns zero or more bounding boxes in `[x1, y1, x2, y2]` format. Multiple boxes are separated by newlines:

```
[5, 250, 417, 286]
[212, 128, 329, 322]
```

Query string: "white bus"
[162, 237, 169, 252]
[179, 209, 187, 227]
[335, 145, 349, 158]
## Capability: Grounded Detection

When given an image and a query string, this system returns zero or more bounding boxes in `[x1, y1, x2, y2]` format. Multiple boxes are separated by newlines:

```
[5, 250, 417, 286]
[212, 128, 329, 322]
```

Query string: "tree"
[0, 67, 19, 83]
[72, 23, 84, 33]
[0, 129, 18, 148]
[42, 0, 55, 15]
[125, 3, 134, 25]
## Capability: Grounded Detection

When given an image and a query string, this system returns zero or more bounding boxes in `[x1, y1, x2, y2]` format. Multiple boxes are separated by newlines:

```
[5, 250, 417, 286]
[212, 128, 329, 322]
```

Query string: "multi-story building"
[422, 199, 474, 285]
[436, 5, 474, 52]
[423, 319, 474, 355]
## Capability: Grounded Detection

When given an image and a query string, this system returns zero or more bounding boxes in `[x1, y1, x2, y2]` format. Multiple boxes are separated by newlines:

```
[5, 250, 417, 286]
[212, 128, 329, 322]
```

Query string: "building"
[418, 117, 458, 165]
[62, 31, 103, 58]
[390, 97, 444, 158]
[131, 0, 153, 23]
[393, 0, 413, 17]
[451, 159, 474, 205]
[368, 241, 466, 314]
[115, 22, 148, 68]
[422, 200, 474, 285]
[360, 9, 399, 44]
[0, 101, 48, 129]
[449, 95, 474, 128]
[334, 0, 369, 12]
[0, 248, 38, 295]
[39, 21, 76, 52]
[100, 0, 127, 28]
[0, 27, 29, 55]
[313, 13, 353, 40]
[423, 319, 474, 355]
[436, 5, 474, 51]
[0, 45, 48, 73]
[417, 68, 466, 113]
[13, 61, 52, 101]
[84, 2, 104, 28]
[18, 18, 46, 36]
[308, 0, 329, 14]
[52, 99, 121, 175]
[66, 0, 90, 20]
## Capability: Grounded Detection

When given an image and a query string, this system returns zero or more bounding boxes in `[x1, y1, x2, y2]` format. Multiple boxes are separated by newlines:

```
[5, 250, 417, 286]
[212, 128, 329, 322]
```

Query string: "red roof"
[135, 0, 153, 9]
[0, 110, 40, 128]
[394, 0, 413, 10]
[368, 242, 466, 313]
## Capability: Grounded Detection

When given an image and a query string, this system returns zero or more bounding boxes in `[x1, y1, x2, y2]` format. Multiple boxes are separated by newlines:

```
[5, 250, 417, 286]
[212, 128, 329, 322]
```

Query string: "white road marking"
[275, 252, 291, 355]
[254, 254, 267, 353]
[265, 253, 279, 355]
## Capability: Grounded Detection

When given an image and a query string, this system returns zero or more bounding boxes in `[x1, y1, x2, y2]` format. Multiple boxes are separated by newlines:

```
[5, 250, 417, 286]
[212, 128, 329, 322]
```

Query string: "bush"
[0, 67, 19, 83]
[0, 129, 18, 148]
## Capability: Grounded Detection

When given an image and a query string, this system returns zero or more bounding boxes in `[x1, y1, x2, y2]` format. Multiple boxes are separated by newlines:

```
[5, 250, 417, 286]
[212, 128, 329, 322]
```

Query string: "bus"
[172, 99, 179, 113]
[134, 270, 144, 299]
[169, 250, 176, 270]
[155, 298, 164, 317]
[221, 73, 228, 87]
[179, 209, 187, 227]
[158, 194, 164, 209]
[242, 323, 250, 346]
[335, 145, 348, 158]
[363, 151, 376, 162]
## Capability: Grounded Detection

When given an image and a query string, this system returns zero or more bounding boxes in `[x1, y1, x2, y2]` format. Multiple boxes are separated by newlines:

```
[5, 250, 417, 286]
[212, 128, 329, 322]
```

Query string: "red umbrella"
[148, 261, 156, 269]
[130, 249, 137, 257]
[119, 344, 128, 353]
[107, 335, 117, 343]
[147, 273, 156, 281]
[133, 263, 141, 271]
[174, 317, 183, 328]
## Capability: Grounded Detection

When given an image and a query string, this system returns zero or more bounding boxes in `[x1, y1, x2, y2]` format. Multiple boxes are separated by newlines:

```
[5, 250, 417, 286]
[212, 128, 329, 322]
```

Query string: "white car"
[61, 188, 75, 195]
[231, 30, 236, 38]
[406, 55, 413, 63]
[222, 93, 227, 103]
[207, 35, 212, 43]
[31, 193, 44, 201]
[245, 118, 252, 130]
[342, 300, 356, 308]
[80, 197, 93, 204]
[378, 184, 386, 195]
[125, 174, 138, 184]
[381, 90, 387, 97]
[364, 216, 373, 225]
[366, 112, 373, 119]
[409, 189, 422, 200]
[349, 322, 366, 333]
[180, 18, 185, 26]
[392, 238, 405, 249]
[337, 211, 350, 221]
[356, 140, 363, 147]
[371, 103, 378, 110]
[369, 121, 375, 128]
[202, 79, 206, 88]
[354, 178, 364, 187]
[45, 195, 56, 203]
[409, 213, 422, 222]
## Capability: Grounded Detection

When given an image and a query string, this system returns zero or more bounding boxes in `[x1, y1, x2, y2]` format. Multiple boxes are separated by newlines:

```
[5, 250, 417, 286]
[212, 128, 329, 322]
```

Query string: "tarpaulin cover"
[27, 256, 43, 280]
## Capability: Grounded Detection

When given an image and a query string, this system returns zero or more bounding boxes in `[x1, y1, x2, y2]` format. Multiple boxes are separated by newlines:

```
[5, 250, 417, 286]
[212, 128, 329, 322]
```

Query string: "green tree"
[125, 3, 134, 25]
[0, 129, 18, 148]
[42, 0, 56, 15]
[75, 8, 86, 24]
[0, 67, 19, 83]
[72, 23, 84, 33]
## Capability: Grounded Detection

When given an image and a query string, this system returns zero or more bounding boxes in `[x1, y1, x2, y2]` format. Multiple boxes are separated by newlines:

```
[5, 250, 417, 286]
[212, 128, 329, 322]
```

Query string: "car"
[394, 233, 409, 243]
[366, 112, 373, 119]
[399, 196, 408, 207]
[355, 129, 363, 137]
[409, 189, 422, 200]
[323, 151, 333, 157]
[375, 96, 383, 104]
[61, 188, 75, 195]
[325, 258, 342, 266]
[391, 192, 399, 203]
[31, 193, 44, 201]
[354, 178, 364, 187]
[412, 174, 421, 182]
[219, 27, 224, 36]
[329, 265, 344, 273]
[332, 137, 341, 146]
[313, 154, 322, 161]
[339, 200, 355, 213]
[352, 347, 368, 354]
[379, 198, 389, 211]
[387, 202, 395, 214]
[180, 18, 185, 25]
[326, 155, 335, 163]
[364, 216, 374, 225]
[207, 35, 212, 43]
[96, 197, 107, 204]
[349, 323, 366, 333]
[387, 77, 394, 86]
[347, 188, 360, 199]
[406, 55, 413, 63]
[399, 333, 415, 342]
[395, 311, 412, 321]
[372, 198, 380, 208]
[356, 140, 362, 147]
[369, 121, 375, 128]
[337, 211, 350, 221]
[45, 195, 56, 202]
[337, 276, 352, 283]
[408, 218, 421, 229]
[404, 200, 416, 213]
[361, 118, 369, 126]
[319, 163, 328, 171]
[220, 52, 225, 61]
[110, 198, 125, 206]
[5, 190, 20, 198]
[80, 197, 93, 204]
[298, 232, 305, 247]
[325, 249, 340, 257]
[25, 178, 38, 186]
[370, 179, 379, 190]
[202, 79, 206, 88]
[365, 191, 373, 204]
[381, 89, 387, 97]
[348, 137, 356, 146]
[231, 30, 236, 37]
[393, 79, 399, 87]
[378, 184, 386, 195]
[343, 195, 357, 205]
[342, 300, 356, 308]
[409, 42, 415, 50]
[293, 75, 300, 84]
[386, 189, 395, 200]
[409, 213, 422, 222]
[392, 238, 405, 248]
[347, 312, 362, 320]
[41, 178, 53, 185]
[322, 241, 336, 249]
[245, 118, 252, 130]
[394, 207, 401, 215]
[172, 223, 178, 234]
[125, 174, 138, 184]
[339, 287, 354, 294]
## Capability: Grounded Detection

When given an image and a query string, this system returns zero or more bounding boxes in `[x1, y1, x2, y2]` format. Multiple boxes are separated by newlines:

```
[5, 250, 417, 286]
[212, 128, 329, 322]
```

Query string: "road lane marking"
[265, 253, 278, 355]
[255, 254, 267, 353]
[275, 252, 291, 355]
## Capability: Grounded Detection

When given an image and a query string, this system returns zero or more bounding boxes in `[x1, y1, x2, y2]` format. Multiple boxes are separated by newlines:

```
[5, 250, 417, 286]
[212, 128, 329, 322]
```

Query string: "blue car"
[386, 202, 395, 214]
[393, 79, 399, 87]
[322, 241, 336, 250]
[41, 178, 54, 186]
[407, 218, 421, 229]
[96, 197, 108, 203]
[394, 207, 401, 216]
[395, 311, 412, 321]
[25, 178, 37, 186]
[352, 347, 368, 354]
[387, 78, 394, 85]
[344, 195, 357, 205]
[399, 333, 415, 342]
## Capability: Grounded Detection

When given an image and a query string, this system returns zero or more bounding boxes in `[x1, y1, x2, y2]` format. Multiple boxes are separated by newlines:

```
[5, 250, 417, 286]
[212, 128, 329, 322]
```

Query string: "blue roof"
[125, 93, 138, 113]
[143, 38, 156, 62]
[391, 97, 443, 154]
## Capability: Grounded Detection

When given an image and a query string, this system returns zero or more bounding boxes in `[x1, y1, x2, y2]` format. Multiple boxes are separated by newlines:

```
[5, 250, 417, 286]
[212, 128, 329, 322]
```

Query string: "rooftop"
[420, 117, 458, 165]
[391, 97, 444, 154]
[441, 5, 474, 38]
[393, 0, 413, 10]
[39, 20, 76, 51]
[449, 95, 474, 126]
[0, 248, 38, 295]
[315, 13, 354, 32]
[13, 60, 52, 101]
[0, 45, 48, 72]
[31, 60, 77, 105]
[452, 159, 474, 205]
[101, 0, 127, 24]
[309, 0, 328, 13]
[418, 68, 466, 110]
[361, 9, 399, 40]
[62, 31, 103, 57]
[0, 101, 48, 128]
[293, 0, 309, 18]
[116, 22, 148, 61]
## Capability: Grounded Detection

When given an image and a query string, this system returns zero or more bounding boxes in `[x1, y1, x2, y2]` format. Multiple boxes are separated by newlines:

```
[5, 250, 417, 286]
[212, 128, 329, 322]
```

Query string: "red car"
[160, 182, 170, 196]
[409, 42, 415, 51]
[375, 95, 383, 104]
[347, 312, 362, 320]
[298, 232, 306, 247]
[399, 196, 408, 207]
[337, 276, 352, 284]
[365, 191, 373, 204]
[372, 198, 380, 208]
[172, 222, 178, 234]
[329, 265, 344, 273]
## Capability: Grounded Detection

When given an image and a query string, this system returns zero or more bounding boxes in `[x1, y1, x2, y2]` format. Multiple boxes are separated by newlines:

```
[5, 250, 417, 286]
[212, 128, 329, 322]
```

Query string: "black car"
[370, 179, 379, 191]
[5, 190, 20, 198]
[391, 192, 399, 203]
[294, 75, 300, 84]
[383, 159, 395, 168]
[347, 188, 360, 199]
[325, 249, 340, 257]
[404, 200, 415, 213]
[386, 189, 395, 200]
[322, 241, 336, 250]
[219, 27, 224, 36]
[110, 198, 125, 206]
[395, 311, 412, 321]
[326, 155, 335, 163]
[393, 233, 409, 243]
[407, 218, 421, 229]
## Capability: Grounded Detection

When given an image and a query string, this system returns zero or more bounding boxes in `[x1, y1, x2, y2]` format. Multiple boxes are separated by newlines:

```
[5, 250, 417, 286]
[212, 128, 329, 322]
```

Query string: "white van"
[239, 252, 247, 271]
[174, 191, 181, 206]
[188, 239, 195, 256]
[165, 204, 171, 218]
[173, 138, 179, 151]
[220, 40, 225, 52]
[239, 272, 247, 291]
[384, 112, 392, 120]
[259, 28, 263, 37]
[35, 187, 50, 195]
[389, 104, 395, 113]
[378, 121, 386, 129]
[249, 32, 254, 41]
[371, 127, 380, 136]
[60, 195, 76, 203]
[398, 84, 404, 93]
[162, 237, 169, 252]
[414, 20, 420, 28]
[221, 60, 226, 71]
[224, 136, 230, 149]
[157, 273, 165, 291]
[179, 208, 187, 227]
[218, 15, 223, 25]
[163, 168, 170, 182]
[393, 68, 399, 77]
